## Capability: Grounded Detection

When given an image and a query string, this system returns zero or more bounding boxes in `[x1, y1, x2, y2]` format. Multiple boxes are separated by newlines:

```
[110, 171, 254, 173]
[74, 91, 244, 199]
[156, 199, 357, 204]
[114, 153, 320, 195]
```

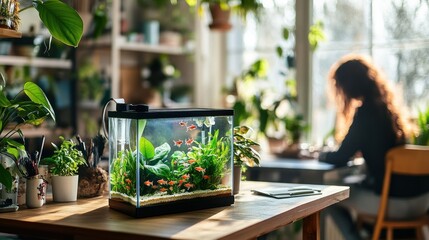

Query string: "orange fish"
[203, 175, 210, 180]
[144, 180, 152, 186]
[195, 167, 205, 173]
[157, 179, 168, 185]
[178, 179, 184, 186]
[152, 185, 158, 189]
[179, 121, 187, 127]
[168, 180, 176, 186]
[125, 179, 132, 184]
[187, 124, 197, 132]
[182, 174, 190, 180]
[173, 139, 183, 147]
[125, 185, 130, 190]
[185, 138, 194, 146]
[188, 159, 197, 164]
[184, 183, 194, 190]
[160, 188, 167, 192]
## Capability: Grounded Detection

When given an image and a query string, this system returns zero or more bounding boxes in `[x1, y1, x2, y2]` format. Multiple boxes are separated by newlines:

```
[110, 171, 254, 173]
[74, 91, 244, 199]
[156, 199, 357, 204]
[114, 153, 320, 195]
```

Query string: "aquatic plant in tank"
[106, 101, 234, 217]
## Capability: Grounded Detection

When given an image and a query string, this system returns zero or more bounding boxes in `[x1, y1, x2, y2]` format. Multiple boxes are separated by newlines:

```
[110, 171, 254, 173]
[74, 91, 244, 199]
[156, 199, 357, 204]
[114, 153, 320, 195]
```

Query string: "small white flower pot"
[52, 175, 79, 202]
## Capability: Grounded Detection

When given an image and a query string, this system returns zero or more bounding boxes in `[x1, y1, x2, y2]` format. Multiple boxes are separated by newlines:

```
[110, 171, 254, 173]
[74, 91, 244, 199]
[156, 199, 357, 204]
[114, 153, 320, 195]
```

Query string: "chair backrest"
[386, 144, 429, 176]
[372, 145, 429, 240]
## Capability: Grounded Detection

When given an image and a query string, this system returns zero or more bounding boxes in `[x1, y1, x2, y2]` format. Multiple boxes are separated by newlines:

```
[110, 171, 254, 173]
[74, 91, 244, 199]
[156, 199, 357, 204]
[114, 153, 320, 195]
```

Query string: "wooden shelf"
[0, 28, 22, 38]
[1, 126, 72, 138]
[0, 56, 72, 69]
[117, 41, 191, 55]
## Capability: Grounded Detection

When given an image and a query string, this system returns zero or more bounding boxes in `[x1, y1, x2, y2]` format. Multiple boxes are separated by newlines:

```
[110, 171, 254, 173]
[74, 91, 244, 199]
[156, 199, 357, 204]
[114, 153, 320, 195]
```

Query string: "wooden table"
[246, 154, 365, 185]
[0, 181, 349, 240]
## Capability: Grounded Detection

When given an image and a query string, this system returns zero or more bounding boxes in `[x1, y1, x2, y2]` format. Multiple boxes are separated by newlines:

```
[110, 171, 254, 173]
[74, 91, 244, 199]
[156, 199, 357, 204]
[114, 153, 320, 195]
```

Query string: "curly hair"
[328, 54, 411, 142]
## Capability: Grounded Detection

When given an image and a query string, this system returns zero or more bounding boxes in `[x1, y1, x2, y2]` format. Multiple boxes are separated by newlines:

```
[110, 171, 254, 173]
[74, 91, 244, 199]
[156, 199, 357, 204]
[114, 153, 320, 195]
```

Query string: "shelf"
[117, 41, 191, 55]
[1, 126, 73, 138]
[0, 28, 22, 38]
[0, 56, 72, 69]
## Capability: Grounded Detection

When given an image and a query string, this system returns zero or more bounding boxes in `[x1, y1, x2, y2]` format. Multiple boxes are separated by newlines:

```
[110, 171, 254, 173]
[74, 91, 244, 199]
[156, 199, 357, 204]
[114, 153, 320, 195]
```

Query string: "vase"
[52, 175, 79, 202]
[233, 165, 242, 195]
[26, 176, 46, 208]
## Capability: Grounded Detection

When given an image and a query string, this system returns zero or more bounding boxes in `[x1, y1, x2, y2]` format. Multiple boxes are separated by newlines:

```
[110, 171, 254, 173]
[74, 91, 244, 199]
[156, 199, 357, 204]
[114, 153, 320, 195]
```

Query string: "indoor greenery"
[233, 126, 260, 168]
[42, 136, 86, 176]
[413, 106, 429, 146]
[17, 0, 83, 47]
[0, 79, 55, 191]
[110, 118, 232, 197]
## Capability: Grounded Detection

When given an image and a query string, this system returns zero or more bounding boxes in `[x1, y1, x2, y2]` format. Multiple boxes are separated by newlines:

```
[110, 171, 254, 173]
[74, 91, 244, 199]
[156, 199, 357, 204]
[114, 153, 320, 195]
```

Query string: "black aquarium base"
[109, 194, 234, 218]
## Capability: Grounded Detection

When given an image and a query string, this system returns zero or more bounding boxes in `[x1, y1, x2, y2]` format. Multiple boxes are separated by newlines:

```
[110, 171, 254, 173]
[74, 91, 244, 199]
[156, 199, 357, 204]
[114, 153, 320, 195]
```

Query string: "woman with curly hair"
[319, 54, 429, 220]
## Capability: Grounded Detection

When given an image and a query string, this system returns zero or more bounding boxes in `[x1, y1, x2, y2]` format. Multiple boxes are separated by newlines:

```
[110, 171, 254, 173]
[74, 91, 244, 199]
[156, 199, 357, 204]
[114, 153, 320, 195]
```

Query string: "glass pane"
[311, 0, 371, 144]
[373, 48, 429, 114]
[313, 0, 370, 44]
[373, 1, 429, 41]
[226, 0, 295, 88]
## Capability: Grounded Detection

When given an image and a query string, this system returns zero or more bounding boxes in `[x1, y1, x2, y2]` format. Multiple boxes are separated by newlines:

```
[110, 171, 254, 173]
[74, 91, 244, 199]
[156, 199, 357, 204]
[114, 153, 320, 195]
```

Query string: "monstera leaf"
[32, 0, 83, 47]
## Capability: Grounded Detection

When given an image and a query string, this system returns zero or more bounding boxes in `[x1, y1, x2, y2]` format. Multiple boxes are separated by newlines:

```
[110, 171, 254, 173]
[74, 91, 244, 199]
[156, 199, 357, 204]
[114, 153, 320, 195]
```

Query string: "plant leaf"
[23, 82, 56, 122]
[139, 137, 155, 160]
[145, 161, 171, 179]
[152, 143, 171, 162]
[33, 0, 83, 47]
[0, 91, 10, 107]
[0, 164, 12, 191]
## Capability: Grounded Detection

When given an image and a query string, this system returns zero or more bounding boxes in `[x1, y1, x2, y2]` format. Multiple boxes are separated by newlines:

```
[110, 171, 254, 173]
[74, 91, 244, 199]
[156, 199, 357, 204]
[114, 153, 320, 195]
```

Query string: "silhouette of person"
[319, 54, 429, 220]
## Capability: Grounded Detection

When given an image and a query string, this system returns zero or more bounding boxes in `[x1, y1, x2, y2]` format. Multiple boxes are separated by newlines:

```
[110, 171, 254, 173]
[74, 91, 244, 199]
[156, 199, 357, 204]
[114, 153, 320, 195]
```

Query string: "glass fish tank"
[108, 104, 234, 217]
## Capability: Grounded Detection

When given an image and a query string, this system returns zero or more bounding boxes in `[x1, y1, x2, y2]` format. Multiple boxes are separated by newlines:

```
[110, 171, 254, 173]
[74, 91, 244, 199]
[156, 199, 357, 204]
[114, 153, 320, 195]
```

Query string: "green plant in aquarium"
[186, 130, 230, 190]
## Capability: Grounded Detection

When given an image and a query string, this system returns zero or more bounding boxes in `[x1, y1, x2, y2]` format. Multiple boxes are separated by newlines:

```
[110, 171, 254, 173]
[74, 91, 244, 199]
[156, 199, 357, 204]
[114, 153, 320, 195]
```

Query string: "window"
[228, 0, 429, 144]
[313, 0, 429, 143]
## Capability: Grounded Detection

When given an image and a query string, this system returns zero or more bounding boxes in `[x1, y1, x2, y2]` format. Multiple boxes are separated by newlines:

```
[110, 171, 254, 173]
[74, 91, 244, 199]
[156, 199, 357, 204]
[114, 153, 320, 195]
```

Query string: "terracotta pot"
[208, 3, 232, 31]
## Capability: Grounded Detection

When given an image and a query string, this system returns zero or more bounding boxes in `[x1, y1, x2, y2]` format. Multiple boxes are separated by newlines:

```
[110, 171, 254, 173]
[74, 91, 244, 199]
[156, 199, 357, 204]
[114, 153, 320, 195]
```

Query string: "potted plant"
[0, 78, 55, 197]
[185, 0, 263, 31]
[0, 0, 83, 47]
[75, 134, 108, 198]
[42, 136, 86, 202]
[233, 125, 260, 194]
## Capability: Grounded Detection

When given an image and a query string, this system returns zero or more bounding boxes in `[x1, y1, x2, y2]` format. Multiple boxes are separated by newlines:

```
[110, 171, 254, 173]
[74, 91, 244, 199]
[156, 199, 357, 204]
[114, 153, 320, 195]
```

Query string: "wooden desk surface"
[0, 181, 349, 240]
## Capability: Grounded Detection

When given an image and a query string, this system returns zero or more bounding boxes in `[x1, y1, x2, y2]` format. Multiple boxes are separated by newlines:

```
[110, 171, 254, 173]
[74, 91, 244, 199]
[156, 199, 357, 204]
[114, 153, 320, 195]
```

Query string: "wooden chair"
[357, 145, 429, 240]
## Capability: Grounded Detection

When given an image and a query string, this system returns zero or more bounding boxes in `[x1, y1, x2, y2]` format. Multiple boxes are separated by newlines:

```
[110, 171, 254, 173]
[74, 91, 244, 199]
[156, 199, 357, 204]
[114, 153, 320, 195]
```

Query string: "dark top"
[319, 101, 429, 197]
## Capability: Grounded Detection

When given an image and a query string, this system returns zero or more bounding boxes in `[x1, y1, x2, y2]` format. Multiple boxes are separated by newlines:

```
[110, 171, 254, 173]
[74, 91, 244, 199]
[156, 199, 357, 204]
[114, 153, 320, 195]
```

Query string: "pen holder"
[26, 176, 46, 208]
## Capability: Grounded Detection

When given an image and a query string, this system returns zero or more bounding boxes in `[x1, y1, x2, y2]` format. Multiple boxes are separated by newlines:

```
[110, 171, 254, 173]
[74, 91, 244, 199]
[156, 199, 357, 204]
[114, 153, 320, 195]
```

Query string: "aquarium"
[108, 104, 234, 217]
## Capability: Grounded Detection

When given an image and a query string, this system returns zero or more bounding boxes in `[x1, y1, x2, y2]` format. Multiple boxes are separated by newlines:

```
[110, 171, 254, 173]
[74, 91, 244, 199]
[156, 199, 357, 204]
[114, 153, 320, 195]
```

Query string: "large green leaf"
[33, 0, 83, 47]
[145, 161, 171, 179]
[0, 164, 12, 191]
[23, 82, 56, 122]
[151, 143, 171, 162]
[139, 137, 155, 160]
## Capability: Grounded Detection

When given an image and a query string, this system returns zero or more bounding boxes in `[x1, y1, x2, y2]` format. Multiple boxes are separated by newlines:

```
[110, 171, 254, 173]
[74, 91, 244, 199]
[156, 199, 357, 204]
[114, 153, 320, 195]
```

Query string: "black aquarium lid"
[108, 108, 234, 119]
